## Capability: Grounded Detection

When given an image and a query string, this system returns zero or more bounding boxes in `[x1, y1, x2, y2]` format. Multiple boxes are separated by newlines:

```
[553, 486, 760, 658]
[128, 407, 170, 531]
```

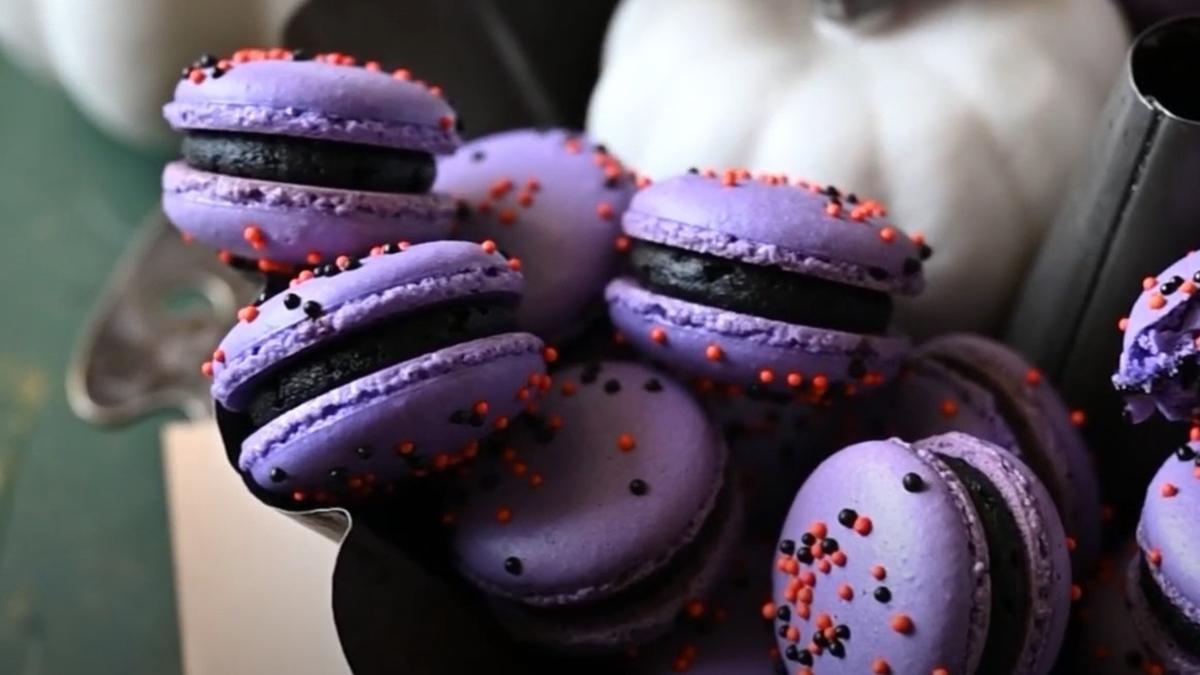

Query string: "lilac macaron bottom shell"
[605, 277, 909, 391]
[1127, 555, 1200, 674]
[494, 482, 745, 653]
[239, 333, 545, 497]
[162, 161, 454, 264]
[925, 433, 1073, 675]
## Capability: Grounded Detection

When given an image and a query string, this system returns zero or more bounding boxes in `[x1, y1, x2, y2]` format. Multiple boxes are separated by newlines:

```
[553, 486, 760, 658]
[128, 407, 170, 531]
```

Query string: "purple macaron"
[450, 361, 742, 652]
[1114, 252, 1200, 423]
[207, 240, 546, 503]
[889, 334, 1102, 573]
[163, 49, 460, 268]
[771, 432, 1071, 675]
[1128, 443, 1200, 672]
[435, 129, 636, 339]
[605, 172, 923, 395]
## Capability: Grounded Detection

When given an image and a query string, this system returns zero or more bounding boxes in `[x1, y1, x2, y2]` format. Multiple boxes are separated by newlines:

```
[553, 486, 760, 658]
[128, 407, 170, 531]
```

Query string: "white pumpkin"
[0, 0, 304, 148]
[588, 0, 1129, 335]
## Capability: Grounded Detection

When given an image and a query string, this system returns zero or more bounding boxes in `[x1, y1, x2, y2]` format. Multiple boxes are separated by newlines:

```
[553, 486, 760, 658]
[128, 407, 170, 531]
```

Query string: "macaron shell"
[889, 358, 1018, 450]
[165, 58, 459, 152]
[1126, 553, 1200, 674]
[911, 334, 1103, 573]
[1136, 447, 1200, 625]
[211, 240, 522, 410]
[623, 174, 924, 295]
[452, 361, 727, 607]
[606, 277, 909, 390]
[771, 438, 989, 675]
[922, 432, 1072, 675]
[496, 481, 744, 652]
[1114, 252, 1200, 422]
[163, 161, 455, 264]
[239, 332, 545, 496]
[435, 129, 634, 338]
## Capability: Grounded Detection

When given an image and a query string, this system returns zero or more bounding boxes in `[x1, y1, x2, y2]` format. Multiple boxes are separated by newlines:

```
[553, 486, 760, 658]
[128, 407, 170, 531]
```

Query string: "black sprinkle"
[778, 539, 795, 555]
[181, 66, 192, 79]
[812, 630, 827, 647]
[211, 67, 226, 79]
[824, 185, 840, 198]
[580, 363, 601, 384]
[504, 557, 523, 575]
[902, 472, 925, 492]
[835, 625, 850, 640]
[382, 242, 401, 254]
[603, 379, 621, 394]
[797, 650, 813, 666]
[919, 244, 934, 261]
[838, 509, 858, 528]
[777, 625, 790, 639]
[845, 193, 859, 204]
[283, 293, 301, 309]
[595, 143, 609, 154]
[1161, 276, 1184, 295]
[800, 532, 816, 547]
[302, 300, 323, 318]
[687, 167, 699, 174]
[471, 151, 486, 162]
[197, 54, 217, 68]
[821, 538, 839, 554]
[290, 49, 312, 61]
[795, 548, 814, 564]
[776, 606, 790, 622]
[644, 378, 663, 392]
[903, 258, 922, 276]
[355, 446, 373, 460]
[784, 645, 801, 662]
[344, 257, 362, 270]
[828, 641, 845, 658]
[1177, 445, 1198, 462]
[269, 468, 288, 483]
[629, 479, 648, 496]
[874, 586, 892, 603]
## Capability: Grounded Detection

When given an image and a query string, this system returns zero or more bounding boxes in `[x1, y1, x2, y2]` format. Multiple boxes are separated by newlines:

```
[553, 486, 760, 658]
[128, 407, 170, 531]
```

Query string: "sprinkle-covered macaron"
[208, 240, 545, 502]
[435, 129, 637, 339]
[1114, 252, 1200, 422]
[771, 432, 1071, 675]
[1127, 442, 1200, 672]
[450, 361, 742, 652]
[889, 334, 1102, 573]
[163, 49, 460, 268]
[606, 172, 921, 395]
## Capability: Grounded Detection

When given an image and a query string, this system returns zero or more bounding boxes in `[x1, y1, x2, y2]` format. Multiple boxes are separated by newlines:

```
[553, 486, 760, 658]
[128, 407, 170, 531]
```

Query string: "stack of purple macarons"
[182, 48, 1200, 673]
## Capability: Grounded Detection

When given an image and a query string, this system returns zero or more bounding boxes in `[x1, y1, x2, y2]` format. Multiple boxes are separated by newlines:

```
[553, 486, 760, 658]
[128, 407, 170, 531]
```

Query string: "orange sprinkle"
[686, 599, 706, 619]
[811, 374, 829, 390]
[825, 202, 842, 218]
[439, 115, 454, 131]
[596, 202, 615, 220]
[1143, 276, 1158, 290]
[786, 372, 803, 388]
[817, 559, 832, 574]
[396, 441, 415, 456]
[1025, 369, 1043, 386]
[831, 551, 847, 567]
[1070, 410, 1087, 427]
[498, 208, 517, 225]
[1184, 281, 1197, 295]
[871, 565, 886, 580]
[932, 669, 949, 675]
[797, 587, 813, 604]
[1162, 482, 1179, 498]
[473, 401, 489, 417]
[543, 346, 559, 363]
[837, 584, 854, 601]
[291, 490, 306, 503]
[506, 257, 522, 272]
[187, 69, 206, 84]
[815, 613, 832, 630]
[200, 361, 214, 378]
[650, 327, 668, 345]
[854, 516, 873, 536]
[306, 251, 322, 265]
[890, 614, 914, 634]
[480, 240, 498, 254]
[614, 235, 631, 253]
[941, 399, 959, 417]
[760, 602, 777, 621]
[809, 521, 828, 539]
[560, 381, 577, 397]
[618, 433, 636, 452]
[879, 227, 897, 243]
[872, 658, 891, 674]
[496, 506, 513, 524]
[758, 369, 775, 384]
[529, 472, 544, 488]
[212, 349, 225, 363]
[237, 306, 259, 323]
[1066, 537, 1077, 552]
[705, 344, 724, 361]
[799, 571, 816, 587]
[1118, 316, 1130, 332]
[1149, 294, 1167, 310]
[1071, 584, 1083, 602]
[1148, 548, 1163, 566]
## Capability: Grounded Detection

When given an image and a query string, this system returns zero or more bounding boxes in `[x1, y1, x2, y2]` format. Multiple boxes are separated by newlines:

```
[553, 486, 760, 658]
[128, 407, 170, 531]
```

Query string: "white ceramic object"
[588, 0, 1129, 334]
[0, 0, 304, 148]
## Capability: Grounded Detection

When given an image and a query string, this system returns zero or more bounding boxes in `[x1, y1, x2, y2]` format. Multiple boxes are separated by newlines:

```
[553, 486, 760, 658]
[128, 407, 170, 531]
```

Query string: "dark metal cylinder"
[1006, 15, 1200, 536]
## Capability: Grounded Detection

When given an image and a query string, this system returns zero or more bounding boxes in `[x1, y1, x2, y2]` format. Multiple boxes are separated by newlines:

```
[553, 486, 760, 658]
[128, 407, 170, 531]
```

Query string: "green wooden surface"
[0, 57, 181, 674]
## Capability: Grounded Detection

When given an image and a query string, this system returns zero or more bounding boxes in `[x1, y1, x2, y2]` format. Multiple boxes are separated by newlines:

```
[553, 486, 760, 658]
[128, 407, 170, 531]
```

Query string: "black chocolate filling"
[1140, 557, 1200, 654]
[246, 297, 517, 428]
[938, 454, 1031, 675]
[628, 239, 891, 334]
[182, 130, 436, 192]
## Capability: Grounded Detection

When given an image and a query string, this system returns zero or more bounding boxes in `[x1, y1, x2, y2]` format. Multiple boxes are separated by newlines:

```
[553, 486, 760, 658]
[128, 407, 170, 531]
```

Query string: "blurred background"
[0, 0, 1191, 673]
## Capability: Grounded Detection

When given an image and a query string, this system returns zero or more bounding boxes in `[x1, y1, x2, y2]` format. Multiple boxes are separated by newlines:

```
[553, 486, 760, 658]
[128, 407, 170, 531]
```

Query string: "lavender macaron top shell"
[211, 240, 521, 410]
[623, 174, 924, 295]
[164, 59, 460, 153]
[1126, 552, 1200, 674]
[452, 361, 727, 607]
[773, 436, 990, 675]
[435, 129, 633, 338]
[890, 357, 1019, 450]
[1137, 445, 1200, 627]
[1114, 252, 1200, 422]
